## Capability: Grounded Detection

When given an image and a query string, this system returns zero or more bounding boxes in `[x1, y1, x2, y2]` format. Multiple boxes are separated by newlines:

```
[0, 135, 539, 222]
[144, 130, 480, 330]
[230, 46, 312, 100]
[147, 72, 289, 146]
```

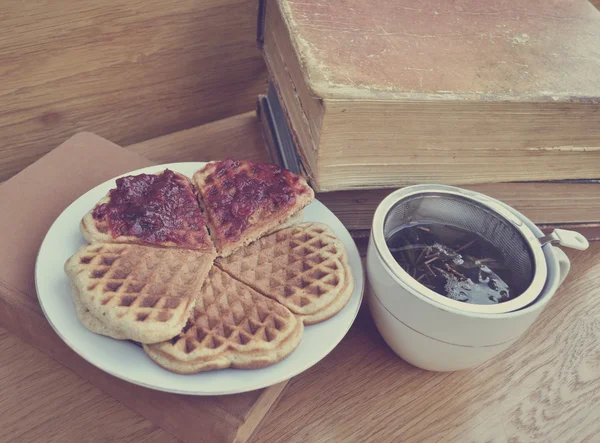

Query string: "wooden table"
[1, 112, 598, 442]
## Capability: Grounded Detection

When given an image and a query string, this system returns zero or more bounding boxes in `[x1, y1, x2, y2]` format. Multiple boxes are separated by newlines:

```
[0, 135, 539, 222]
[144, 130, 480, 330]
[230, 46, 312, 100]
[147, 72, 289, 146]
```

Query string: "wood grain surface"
[1, 0, 599, 440]
[0, 326, 177, 443]
[128, 111, 270, 164]
[1, 244, 597, 442]
[253, 245, 600, 443]
[0, 114, 597, 442]
[0, 0, 267, 181]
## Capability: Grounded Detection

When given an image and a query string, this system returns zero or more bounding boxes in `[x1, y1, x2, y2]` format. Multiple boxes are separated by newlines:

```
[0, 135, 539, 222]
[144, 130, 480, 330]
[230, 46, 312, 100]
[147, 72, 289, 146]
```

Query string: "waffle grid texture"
[64, 166, 353, 373]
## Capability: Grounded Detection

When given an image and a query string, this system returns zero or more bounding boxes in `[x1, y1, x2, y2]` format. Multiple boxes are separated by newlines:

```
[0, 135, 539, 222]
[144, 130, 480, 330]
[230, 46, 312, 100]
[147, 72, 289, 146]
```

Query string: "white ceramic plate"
[35, 162, 364, 395]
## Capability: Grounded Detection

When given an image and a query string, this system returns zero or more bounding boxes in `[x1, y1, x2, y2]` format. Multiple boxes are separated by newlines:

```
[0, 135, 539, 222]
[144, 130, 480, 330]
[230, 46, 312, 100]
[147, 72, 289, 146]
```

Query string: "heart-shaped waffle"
[65, 243, 214, 344]
[81, 169, 214, 253]
[144, 266, 303, 373]
[70, 284, 128, 340]
[193, 159, 314, 257]
[216, 222, 354, 325]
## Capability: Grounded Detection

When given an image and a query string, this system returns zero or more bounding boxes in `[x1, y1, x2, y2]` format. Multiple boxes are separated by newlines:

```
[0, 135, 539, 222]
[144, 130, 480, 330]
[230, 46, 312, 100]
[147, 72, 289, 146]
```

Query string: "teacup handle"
[553, 247, 571, 286]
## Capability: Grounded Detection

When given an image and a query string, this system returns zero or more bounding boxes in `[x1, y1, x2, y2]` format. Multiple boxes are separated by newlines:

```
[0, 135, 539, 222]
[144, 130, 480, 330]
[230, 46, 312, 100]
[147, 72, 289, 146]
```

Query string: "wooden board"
[0, 132, 287, 443]
[0, 0, 267, 181]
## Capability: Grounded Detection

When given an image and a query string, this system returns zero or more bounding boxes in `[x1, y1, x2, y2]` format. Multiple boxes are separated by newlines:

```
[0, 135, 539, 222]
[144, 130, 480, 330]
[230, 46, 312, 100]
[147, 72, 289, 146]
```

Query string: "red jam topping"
[203, 159, 306, 241]
[93, 169, 208, 247]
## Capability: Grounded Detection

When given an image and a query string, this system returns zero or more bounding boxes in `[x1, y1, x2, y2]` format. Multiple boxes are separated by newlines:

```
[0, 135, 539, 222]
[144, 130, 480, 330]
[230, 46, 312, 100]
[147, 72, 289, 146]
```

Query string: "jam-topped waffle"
[81, 169, 214, 253]
[193, 159, 314, 257]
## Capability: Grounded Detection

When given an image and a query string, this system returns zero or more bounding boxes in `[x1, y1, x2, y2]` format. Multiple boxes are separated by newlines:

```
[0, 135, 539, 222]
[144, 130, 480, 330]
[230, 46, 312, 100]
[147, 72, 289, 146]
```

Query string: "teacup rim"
[369, 185, 562, 320]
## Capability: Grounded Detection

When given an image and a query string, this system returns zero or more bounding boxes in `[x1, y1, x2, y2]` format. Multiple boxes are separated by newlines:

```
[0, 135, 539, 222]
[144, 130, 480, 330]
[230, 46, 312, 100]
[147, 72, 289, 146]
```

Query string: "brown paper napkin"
[0, 132, 285, 443]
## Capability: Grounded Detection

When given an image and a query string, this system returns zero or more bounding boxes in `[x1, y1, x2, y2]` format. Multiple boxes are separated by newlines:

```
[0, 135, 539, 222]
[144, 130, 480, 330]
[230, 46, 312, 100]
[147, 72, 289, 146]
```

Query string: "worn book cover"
[258, 0, 600, 191]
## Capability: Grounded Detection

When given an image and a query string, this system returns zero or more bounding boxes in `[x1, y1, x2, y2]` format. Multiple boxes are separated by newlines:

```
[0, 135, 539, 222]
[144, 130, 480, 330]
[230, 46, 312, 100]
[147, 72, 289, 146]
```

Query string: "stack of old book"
[256, 0, 600, 239]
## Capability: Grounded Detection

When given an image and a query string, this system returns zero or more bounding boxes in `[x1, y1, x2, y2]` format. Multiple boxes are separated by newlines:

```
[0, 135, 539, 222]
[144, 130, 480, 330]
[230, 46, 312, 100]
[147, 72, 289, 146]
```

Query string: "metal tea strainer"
[372, 184, 589, 314]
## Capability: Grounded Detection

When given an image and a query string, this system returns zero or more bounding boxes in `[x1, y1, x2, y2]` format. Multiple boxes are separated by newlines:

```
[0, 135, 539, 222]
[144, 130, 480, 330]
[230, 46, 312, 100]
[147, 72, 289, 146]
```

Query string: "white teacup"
[366, 186, 580, 371]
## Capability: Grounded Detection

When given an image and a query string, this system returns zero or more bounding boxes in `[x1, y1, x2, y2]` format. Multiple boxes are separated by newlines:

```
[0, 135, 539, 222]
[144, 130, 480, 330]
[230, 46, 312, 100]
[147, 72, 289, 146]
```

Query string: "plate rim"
[34, 161, 365, 395]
